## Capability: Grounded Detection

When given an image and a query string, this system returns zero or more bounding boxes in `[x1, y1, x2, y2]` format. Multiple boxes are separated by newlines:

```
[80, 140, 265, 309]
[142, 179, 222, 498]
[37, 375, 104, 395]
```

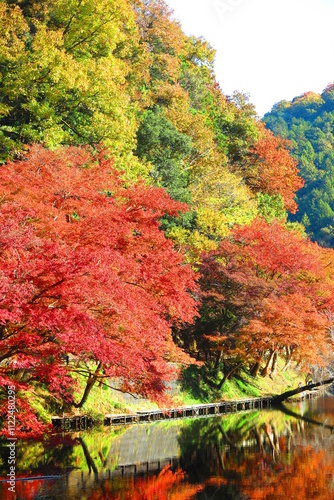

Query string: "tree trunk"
[282, 346, 292, 371]
[272, 377, 334, 404]
[270, 351, 278, 377]
[250, 358, 262, 377]
[74, 362, 102, 409]
[217, 364, 240, 389]
[278, 403, 334, 432]
[214, 350, 222, 371]
[214, 443, 225, 470]
[261, 350, 275, 377]
[217, 424, 239, 450]
[76, 437, 98, 475]
[203, 363, 241, 390]
[253, 427, 265, 455]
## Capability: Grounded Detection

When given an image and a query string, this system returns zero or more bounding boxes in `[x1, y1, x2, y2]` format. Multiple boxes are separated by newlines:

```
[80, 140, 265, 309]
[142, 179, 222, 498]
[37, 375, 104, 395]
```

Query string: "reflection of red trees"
[90, 467, 202, 500]
[1, 445, 332, 499]
[0, 477, 55, 500]
[238, 448, 333, 499]
[0, 468, 202, 500]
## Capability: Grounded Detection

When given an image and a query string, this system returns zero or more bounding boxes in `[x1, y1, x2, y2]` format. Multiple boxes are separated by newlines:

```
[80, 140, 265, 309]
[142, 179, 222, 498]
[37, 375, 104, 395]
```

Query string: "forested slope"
[264, 85, 334, 247]
[0, 0, 333, 436]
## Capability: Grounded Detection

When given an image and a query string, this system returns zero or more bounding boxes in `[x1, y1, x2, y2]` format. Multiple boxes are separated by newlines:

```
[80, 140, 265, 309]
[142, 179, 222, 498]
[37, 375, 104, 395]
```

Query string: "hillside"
[1, 1, 334, 436]
[264, 84, 334, 247]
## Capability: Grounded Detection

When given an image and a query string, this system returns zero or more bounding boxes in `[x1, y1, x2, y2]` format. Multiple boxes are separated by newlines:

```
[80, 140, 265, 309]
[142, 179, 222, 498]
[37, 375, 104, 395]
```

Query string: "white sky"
[166, 0, 334, 117]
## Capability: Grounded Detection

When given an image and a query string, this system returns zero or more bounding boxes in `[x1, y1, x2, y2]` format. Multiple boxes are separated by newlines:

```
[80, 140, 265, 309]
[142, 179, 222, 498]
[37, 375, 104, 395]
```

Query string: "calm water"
[0, 397, 333, 499]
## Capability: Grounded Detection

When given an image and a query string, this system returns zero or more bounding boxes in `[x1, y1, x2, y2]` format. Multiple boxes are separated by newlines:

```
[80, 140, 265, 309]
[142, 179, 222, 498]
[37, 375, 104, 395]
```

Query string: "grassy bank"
[58, 359, 307, 422]
[29, 359, 309, 425]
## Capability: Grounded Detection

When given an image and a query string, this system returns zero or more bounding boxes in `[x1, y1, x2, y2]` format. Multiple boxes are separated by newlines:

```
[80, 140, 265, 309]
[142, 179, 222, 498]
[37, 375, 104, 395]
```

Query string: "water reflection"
[0, 398, 333, 499]
[179, 399, 334, 499]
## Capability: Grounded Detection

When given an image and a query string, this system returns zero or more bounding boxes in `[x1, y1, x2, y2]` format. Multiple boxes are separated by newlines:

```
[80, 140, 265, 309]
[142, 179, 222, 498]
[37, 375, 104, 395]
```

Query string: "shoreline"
[51, 391, 322, 431]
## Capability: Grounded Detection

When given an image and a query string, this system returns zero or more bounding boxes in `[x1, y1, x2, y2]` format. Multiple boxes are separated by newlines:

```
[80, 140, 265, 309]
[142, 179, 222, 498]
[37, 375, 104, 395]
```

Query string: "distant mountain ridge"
[264, 83, 334, 247]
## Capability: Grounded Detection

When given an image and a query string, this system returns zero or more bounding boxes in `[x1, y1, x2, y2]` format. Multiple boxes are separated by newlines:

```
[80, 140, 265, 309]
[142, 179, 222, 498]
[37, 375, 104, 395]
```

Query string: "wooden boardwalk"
[103, 396, 273, 426]
[52, 397, 273, 430]
[52, 415, 93, 431]
[52, 392, 320, 430]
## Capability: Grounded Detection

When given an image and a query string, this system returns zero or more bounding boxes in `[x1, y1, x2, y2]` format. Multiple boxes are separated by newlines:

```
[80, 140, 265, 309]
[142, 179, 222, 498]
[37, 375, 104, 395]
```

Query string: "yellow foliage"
[166, 226, 218, 264]
[0, 0, 150, 174]
[163, 90, 257, 253]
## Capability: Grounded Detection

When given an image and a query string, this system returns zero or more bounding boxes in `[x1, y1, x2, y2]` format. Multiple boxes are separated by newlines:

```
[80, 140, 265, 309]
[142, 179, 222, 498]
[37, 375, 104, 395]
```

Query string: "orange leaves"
[0, 145, 199, 433]
[231, 221, 332, 361]
[231, 218, 320, 276]
[91, 466, 202, 500]
[129, 466, 202, 500]
[197, 218, 334, 368]
[249, 124, 304, 213]
[240, 448, 333, 500]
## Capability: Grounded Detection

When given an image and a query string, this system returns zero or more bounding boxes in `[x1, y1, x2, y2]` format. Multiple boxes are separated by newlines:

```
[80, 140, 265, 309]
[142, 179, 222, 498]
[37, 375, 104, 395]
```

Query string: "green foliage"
[0, 0, 147, 176]
[2, 0, 292, 261]
[256, 192, 287, 222]
[215, 91, 260, 165]
[136, 107, 192, 202]
[0, 0, 315, 421]
[133, 16, 259, 254]
[178, 355, 306, 405]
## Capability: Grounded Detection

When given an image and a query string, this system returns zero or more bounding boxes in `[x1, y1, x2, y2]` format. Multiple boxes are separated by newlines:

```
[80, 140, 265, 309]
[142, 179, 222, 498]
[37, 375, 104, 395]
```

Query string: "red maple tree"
[0, 145, 198, 436]
[184, 218, 333, 383]
[249, 124, 304, 213]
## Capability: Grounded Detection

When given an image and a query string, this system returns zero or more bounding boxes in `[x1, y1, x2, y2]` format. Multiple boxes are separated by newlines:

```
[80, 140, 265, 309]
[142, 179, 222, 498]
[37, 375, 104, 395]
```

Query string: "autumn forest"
[1, 0, 334, 437]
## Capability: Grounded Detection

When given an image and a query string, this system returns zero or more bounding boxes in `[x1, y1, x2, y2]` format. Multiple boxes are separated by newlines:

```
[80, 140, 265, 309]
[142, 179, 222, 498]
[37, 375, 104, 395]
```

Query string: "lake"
[0, 397, 333, 499]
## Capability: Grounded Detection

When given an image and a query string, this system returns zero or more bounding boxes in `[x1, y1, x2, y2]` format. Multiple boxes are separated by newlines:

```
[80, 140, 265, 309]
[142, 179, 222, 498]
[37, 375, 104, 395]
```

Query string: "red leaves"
[239, 448, 333, 500]
[97, 466, 203, 500]
[0, 145, 198, 434]
[249, 124, 304, 213]
[199, 218, 333, 367]
[231, 218, 320, 277]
